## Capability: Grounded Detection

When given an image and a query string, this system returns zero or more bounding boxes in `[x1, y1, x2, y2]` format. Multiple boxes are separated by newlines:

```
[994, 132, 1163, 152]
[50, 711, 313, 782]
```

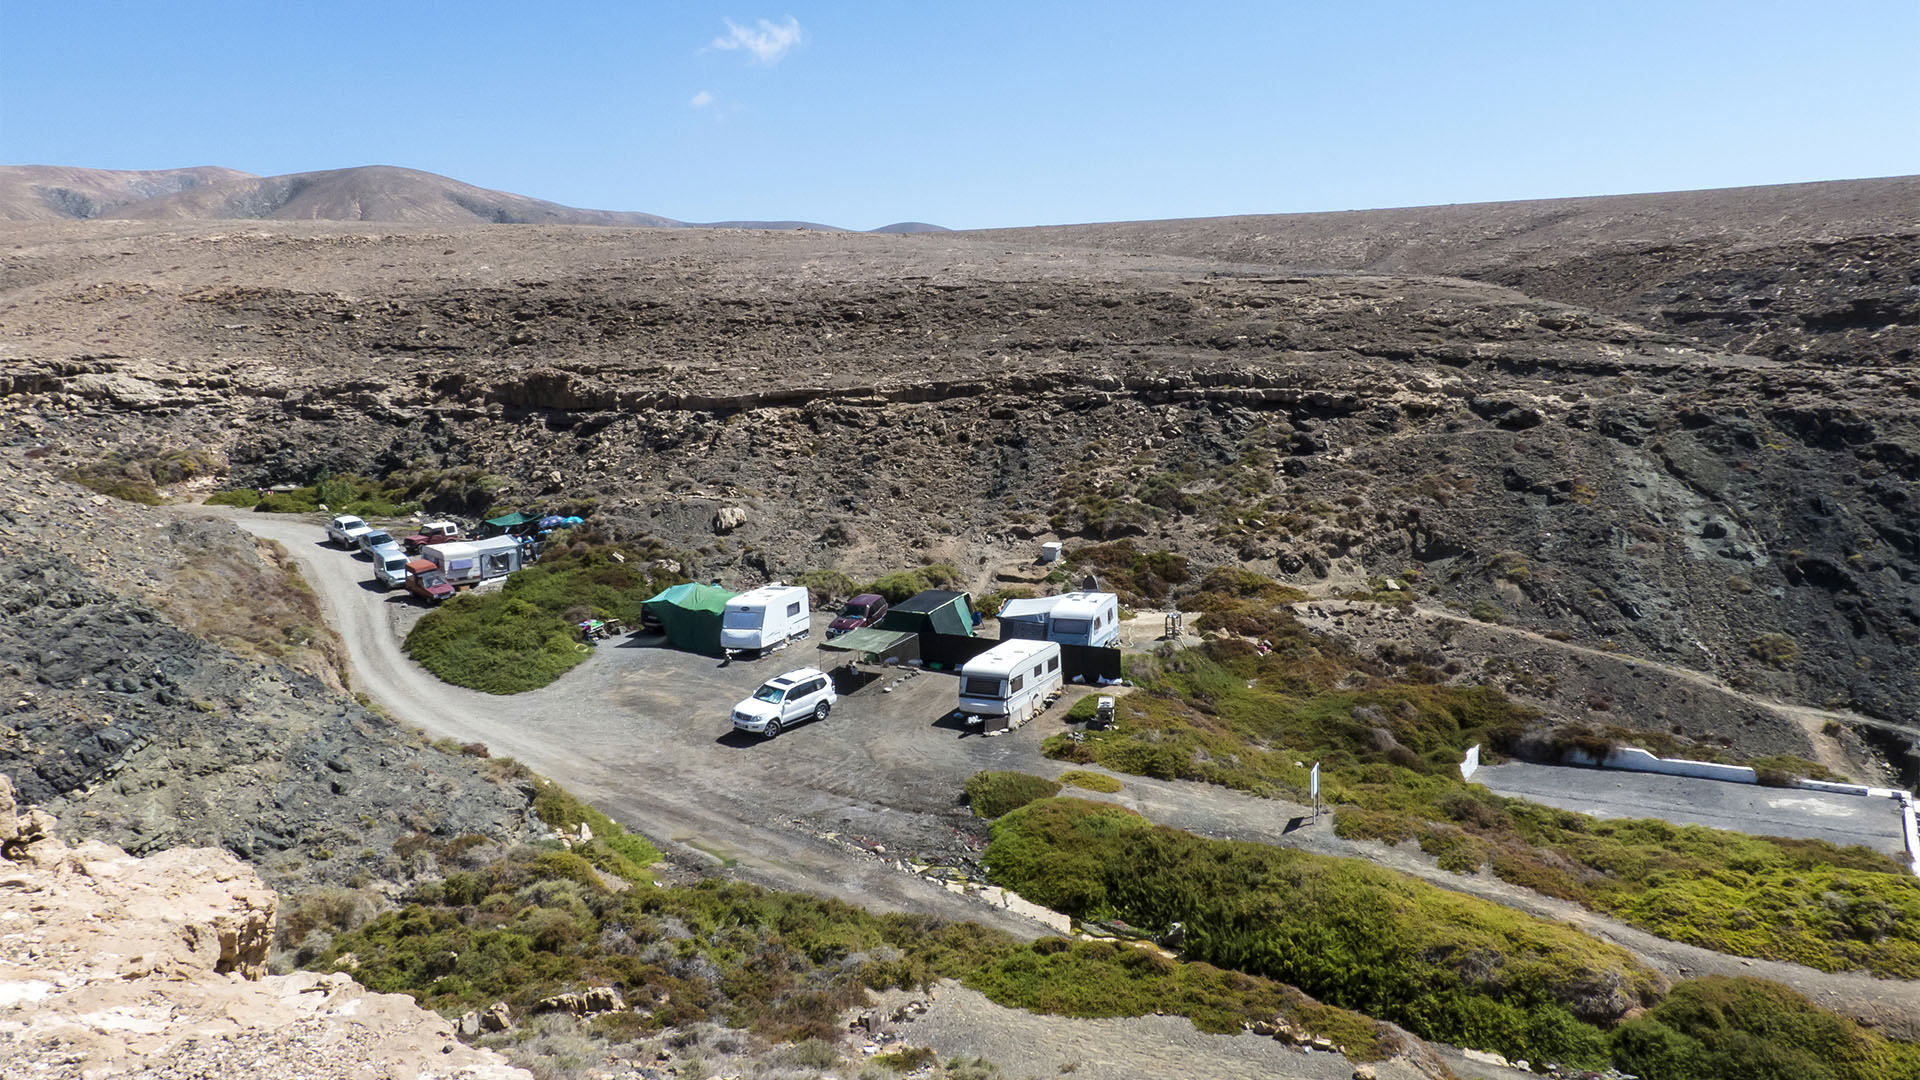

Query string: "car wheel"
[814, 701, 830, 721]
[763, 719, 781, 739]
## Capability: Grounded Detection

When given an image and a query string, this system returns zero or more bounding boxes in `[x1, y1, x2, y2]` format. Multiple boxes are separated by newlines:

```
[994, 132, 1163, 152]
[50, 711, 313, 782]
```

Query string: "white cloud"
[711, 16, 803, 65]
[690, 90, 714, 108]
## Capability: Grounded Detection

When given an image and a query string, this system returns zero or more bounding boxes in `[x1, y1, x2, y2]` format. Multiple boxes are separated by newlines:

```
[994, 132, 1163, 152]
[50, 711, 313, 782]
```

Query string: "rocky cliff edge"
[0, 773, 530, 1080]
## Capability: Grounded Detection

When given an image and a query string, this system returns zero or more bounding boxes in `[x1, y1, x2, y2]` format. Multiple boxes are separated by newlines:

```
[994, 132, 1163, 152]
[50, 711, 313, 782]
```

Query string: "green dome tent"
[641, 582, 738, 656]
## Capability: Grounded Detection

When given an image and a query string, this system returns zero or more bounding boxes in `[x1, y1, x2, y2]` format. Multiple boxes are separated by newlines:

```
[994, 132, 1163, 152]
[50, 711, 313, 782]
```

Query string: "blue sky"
[3, 2, 1916, 229]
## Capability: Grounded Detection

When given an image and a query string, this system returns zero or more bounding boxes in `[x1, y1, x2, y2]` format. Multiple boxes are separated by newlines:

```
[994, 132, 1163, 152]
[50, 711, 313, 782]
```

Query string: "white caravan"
[1042, 591, 1121, 647]
[720, 583, 812, 656]
[957, 639, 1064, 727]
[997, 591, 1121, 648]
[422, 535, 524, 586]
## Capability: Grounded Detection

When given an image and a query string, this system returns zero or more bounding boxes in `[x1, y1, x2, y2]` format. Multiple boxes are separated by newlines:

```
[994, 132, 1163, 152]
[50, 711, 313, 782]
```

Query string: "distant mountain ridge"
[0, 163, 945, 233]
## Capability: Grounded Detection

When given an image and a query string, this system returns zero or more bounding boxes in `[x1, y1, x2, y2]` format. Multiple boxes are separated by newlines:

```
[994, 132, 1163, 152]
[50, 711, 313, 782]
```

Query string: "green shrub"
[1749, 633, 1799, 669]
[529, 781, 662, 881]
[863, 563, 959, 604]
[1610, 976, 1920, 1080]
[871, 1046, 937, 1071]
[205, 488, 261, 508]
[1058, 770, 1122, 793]
[255, 488, 321, 513]
[1065, 542, 1190, 604]
[967, 939, 1394, 1057]
[986, 798, 1655, 1066]
[404, 546, 686, 694]
[964, 772, 1062, 819]
[794, 569, 858, 605]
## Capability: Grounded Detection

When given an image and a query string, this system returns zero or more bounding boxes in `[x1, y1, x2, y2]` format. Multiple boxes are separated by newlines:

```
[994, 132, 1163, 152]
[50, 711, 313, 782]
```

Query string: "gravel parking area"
[1474, 762, 1909, 856]
[209, 509, 1093, 937]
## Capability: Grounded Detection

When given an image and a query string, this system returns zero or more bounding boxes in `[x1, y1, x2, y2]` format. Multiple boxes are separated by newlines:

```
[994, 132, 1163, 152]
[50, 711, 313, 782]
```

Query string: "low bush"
[404, 546, 685, 694]
[793, 569, 858, 605]
[968, 939, 1395, 1058]
[1057, 770, 1122, 793]
[1610, 976, 1920, 1080]
[863, 563, 961, 604]
[985, 798, 1653, 1066]
[205, 488, 261, 507]
[529, 779, 662, 880]
[964, 771, 1062, 819]
[1065, 541, 1190, 604]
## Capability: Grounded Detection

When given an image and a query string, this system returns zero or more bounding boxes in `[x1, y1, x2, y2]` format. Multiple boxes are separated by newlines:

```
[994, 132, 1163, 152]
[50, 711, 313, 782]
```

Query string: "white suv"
[731, 667, 837, 739]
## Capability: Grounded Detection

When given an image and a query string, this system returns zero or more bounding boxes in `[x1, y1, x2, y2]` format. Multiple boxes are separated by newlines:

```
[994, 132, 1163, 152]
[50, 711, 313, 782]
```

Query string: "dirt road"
[197, 507, 1920, 1031]
[202, 507, 1066, 938]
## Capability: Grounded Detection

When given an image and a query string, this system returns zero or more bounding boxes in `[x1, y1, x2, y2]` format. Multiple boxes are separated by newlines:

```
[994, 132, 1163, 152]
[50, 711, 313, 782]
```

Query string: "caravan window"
[786, 601, 803, 618]
[1010, 674, 1025, 693]
[724, 609, 763, 629]
[448, 559, 476, 573]
[1031, 664, 1043, 678]
[1051, 618, 1091, 636]
[963, 677, 1002, 697]
[1047, 657, 1059, 672]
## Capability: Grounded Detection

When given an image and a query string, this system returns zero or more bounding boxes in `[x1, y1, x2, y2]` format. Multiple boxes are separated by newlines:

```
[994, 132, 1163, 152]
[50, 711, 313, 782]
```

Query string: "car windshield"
[723, 610, 763, 629]
[839, 603, 870, 618]
[364, 532, 391, 545]
[418, 572, 446, 587]
[751, 683, 788, 704]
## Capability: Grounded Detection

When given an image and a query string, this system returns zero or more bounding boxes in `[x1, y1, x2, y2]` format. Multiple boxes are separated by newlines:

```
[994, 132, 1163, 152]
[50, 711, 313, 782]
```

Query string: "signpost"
[1309, 762, 1321, 824]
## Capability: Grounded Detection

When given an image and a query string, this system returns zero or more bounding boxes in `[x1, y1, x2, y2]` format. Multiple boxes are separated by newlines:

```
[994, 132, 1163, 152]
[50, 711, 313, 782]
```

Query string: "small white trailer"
[423, 535, 524, 586]
[720, 583, 812, 656]
[957, 638, 1064, 730]
[997, 591, 1121, 647]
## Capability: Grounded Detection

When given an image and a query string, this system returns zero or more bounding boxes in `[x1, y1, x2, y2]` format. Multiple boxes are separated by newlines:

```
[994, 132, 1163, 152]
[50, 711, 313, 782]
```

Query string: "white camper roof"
[468, 534, 522, 555]
[1049, 591, 1116, 620]
[961, 638, 1059, 678]
[998, 596, 1061, 619]
[428, 540, 479, 559]
[728, 583, 805, 608]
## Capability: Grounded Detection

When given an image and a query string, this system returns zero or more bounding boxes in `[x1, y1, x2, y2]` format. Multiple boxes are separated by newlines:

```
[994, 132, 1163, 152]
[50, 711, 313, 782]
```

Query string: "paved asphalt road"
[1474, 762, 1908, 856]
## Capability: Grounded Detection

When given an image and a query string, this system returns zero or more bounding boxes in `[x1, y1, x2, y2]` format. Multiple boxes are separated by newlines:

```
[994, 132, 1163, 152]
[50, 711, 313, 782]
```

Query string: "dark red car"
[826, 593, 889, 638]
[404, 558, 456, 604]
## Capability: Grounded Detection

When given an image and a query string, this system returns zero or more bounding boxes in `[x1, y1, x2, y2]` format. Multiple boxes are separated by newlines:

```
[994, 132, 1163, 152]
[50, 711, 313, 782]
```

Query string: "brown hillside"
[970, 176, 1920, 366]
[0, 165, 255, 221]
[98, 164, 680, 227]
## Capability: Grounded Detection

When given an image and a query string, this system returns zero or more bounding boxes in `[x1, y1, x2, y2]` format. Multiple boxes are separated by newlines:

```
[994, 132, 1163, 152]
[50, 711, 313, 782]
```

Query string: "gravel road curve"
[195, 506, 1920, 1034]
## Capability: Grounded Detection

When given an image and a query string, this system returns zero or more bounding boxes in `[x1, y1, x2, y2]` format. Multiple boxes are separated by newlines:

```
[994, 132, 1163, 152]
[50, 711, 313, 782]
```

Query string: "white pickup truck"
[326, 514, 373, 548]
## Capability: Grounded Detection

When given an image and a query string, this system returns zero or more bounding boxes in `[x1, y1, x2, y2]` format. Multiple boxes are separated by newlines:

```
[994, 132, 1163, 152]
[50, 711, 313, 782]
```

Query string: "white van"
[720, 583, 811, 656]
[372, 549, 413, 590]
[958, 639, 1064, 728]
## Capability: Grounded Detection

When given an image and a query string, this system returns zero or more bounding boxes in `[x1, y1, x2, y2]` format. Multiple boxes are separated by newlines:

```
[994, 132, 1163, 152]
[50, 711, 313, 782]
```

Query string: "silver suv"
[731, 667, 837, 739]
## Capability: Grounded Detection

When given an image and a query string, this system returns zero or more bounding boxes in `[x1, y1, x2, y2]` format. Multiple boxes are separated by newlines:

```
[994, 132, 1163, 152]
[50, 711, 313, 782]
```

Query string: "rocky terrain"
[0, 451, 544, 894]
[2, 177, 1917, 1077]
[0, 774, 532, 1080]
[3, 187, 1916, 742]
